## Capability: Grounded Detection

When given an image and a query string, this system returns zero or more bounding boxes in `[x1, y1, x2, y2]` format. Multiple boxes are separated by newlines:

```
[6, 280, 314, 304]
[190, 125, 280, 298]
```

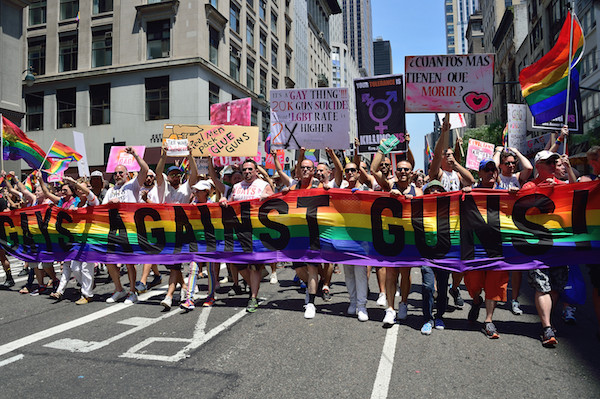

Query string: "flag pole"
[563, 2, 576, 155]
[37, 139, 56, 175]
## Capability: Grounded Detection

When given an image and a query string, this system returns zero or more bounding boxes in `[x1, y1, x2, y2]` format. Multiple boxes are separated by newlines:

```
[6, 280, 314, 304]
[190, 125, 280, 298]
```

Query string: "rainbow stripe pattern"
[44, 141, 82, 175]
[519, 11, 584, 124]
[1, 116, 52, 170]
[502, 123, 508, 147]
[0, 183, 598, 271]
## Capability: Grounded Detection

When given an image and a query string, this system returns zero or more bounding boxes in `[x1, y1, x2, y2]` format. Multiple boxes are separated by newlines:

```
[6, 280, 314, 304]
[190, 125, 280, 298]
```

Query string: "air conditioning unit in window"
[105, 32, 112, 39]
[318, 31, 324, 39]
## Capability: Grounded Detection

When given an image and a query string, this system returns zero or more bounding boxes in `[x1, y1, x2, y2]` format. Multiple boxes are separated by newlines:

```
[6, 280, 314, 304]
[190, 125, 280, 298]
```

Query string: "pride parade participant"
[462, 159, 509, 339]
[371, 138, 423, 326]
[220, 159, 274, 313]
[102, 147, 149, 305]
[429, 114, 475, 310]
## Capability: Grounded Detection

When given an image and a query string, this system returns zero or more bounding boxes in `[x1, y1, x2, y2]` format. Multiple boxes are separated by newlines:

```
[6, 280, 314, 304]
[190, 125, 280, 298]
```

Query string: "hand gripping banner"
[1, 182, 599, 272]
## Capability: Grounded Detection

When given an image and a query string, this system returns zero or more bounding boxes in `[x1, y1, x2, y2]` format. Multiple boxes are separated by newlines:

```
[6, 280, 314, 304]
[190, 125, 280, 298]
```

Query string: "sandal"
[49, 292, 63, 300]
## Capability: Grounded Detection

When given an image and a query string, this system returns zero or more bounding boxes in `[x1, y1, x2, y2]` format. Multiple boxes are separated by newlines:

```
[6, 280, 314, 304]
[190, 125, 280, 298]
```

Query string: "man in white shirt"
[103, 147, 149, 305]
[220, 159, 274, 313]
[154, 145, 199, 309]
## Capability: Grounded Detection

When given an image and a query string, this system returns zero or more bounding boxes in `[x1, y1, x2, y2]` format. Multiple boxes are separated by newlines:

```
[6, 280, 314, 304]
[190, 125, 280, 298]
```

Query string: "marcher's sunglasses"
[396, 167, 411, 172]
[300, 166, 313, 170]
[503, 161, 516, 165]
[114, 171, 125, 175]
[345, 168, 357, 173]
[242, 167, 254, 171]
[482, 167, 496, 172]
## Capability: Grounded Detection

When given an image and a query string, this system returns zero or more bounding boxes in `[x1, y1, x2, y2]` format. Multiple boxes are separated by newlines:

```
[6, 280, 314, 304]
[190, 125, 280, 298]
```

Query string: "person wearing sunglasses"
[460, 159, 508, 339]
[102, 146, 150, 305]
[372, 143, 423, 326]
[493, 146, 532, 190]
[220, 159, 274, 313]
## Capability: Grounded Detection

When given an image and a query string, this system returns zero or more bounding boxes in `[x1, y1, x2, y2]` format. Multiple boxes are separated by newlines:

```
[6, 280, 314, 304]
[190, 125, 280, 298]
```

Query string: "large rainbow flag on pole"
[1, 116, 52, 170]
[519, 10, 584, 124]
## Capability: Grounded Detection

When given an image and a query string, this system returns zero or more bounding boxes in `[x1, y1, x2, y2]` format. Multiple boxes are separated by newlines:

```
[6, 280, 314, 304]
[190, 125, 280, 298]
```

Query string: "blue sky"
[372, 0, 447, 170]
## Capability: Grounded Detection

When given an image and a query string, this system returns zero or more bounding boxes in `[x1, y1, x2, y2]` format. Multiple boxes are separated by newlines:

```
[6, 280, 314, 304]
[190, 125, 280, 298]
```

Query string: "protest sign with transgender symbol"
[354, 75, 407, 153]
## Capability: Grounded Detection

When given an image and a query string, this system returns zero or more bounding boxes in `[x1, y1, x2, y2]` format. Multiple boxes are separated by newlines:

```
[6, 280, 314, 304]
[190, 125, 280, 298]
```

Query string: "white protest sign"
[507, 104, 527, 154]
[166, 138, 189, 156]
[196, 158, 209, 175]
[405, 54, 494, 113]
[466, 139, 495, 170]
[72, 131, 90, 177]
[436, 113, 467, 129]
[270, 87, 351, 150]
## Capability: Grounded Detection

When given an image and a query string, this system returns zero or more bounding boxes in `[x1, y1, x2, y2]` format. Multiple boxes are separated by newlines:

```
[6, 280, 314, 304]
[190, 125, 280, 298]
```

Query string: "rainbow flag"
[304, 149, 317, 162]
[264, 133, 272, 153]
[45, 157, 73, 175]
[43, 140, 82, 175]
[1, 116, 52, 170]
[180, 157, 190, 174]
[425, 138, 433, 163]
[502, 123, 508, 147]
[24, 173, 35, 192]
[519, 11, 584, 124]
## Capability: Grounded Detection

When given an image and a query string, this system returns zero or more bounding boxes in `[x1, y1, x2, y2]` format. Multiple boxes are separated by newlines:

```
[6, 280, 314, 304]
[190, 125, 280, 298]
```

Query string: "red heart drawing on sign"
[463, 92, 491, 113]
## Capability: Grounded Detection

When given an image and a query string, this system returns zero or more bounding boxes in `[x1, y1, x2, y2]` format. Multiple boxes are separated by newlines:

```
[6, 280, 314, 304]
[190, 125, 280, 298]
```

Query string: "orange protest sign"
[162, 124, 259, 157]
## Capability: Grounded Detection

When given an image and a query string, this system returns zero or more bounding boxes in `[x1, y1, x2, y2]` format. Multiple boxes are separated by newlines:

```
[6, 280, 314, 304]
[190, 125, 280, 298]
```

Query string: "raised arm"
[155, 144, 168, 187]
[257, 164, 275, 192]
[453, 135, 463, 164]
[493, 146, 503, 168]
[370, 140, 392, 191]
[271, 149, 291, 187]
[207, 157, 226, 196]
[128, 147, 149, 186]
[509, 147, 533, 183]
[429, 113, 450, 180]
[453, 161, 476, 187]
[294, 147, 306, 180]
[549, 125, 568, 153]
[187, 147, 199, 186]
[326, 147, 343, 187]
[36, 170, 60, 204]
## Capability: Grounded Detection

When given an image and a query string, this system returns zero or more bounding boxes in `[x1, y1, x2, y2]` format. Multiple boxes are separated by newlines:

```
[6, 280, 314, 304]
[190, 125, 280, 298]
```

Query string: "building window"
[92, 28, 112, 67]
[446, 14, 453, 23]
[209, 82, 220, 113]
[57, 88, 76, 128]
[60, 0, 79, 21]
[93, 0, 113, 14]
[29, 1, 46, 26]
[247, 18, 255, 46]
[90, 84, 110, 125]
[286, 54, 291, 76]
[251, 106, 258, 126]
[209, 26, 219, 65]
[230, 1, 240, 34]
[145, 76, 169, 120]
[247, 0, 253, 9]
[210, 0, 218, 7]
[26, 93, 44, 131]
[59, 33, 78, 72]
[230, 47, 241, 81]
[28, 37, 46, 76]
[247, 58, 255, 91]
[260, 68, 267, 95]
[147, 19, 170, 59]
[259, 0, 266, 20]
[271, 42, 278, 67]
[270, 11, 277, 33]
[259, 31, 267, 58]
[272, 76, 278, 89]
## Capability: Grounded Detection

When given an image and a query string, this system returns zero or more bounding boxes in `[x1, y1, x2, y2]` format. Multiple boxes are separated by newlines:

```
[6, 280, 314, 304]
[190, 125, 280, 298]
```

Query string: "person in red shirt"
[521, 150, 566, 190]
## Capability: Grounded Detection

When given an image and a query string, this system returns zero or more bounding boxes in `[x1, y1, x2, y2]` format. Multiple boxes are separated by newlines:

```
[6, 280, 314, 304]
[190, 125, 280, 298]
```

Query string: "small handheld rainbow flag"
[425, 138, 433, 163]
[44, 140, 82, 175]
[180, 157, 190, 174]
[502, 123, 508, 147]
[304, 149, 317, 162]
[24, 173, 35, 192]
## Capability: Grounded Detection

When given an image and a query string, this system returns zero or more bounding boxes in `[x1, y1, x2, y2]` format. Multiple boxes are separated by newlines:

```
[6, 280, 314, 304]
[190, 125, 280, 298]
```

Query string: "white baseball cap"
[534, 150, 560, 164]
[192, 180, 212, 191]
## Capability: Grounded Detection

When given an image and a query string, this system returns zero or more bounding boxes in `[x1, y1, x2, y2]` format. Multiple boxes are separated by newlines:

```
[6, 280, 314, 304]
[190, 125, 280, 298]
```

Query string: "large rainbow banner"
[1, 182, 599, 271]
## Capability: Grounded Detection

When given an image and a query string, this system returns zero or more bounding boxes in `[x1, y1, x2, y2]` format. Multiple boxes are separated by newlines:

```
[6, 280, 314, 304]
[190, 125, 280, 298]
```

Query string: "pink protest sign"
[265, 150, 285, 170]
[465, 139, 494, 171]
[106, 146, 146, 173]
[405, 54, 494, 114]
[210, 98, 252, 126]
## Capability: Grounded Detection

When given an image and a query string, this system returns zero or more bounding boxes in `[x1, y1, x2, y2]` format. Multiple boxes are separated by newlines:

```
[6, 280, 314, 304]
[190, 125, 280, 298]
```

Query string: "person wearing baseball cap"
[522, 151, 563, 190]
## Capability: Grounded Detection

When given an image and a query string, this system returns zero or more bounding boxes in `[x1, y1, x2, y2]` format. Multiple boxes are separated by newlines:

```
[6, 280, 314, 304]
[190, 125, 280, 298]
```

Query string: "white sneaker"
[106, 290, 127, 303]
[304, 303, 316, 319]
[347, 303, 357, 315]
[395, 289, 400, 297]
[181, 289, 188, 302]
[160, 296, 172, 310]
[397, 302, 408, 320]
[124, 292, 138, 304]
[357, 307, 369, 322]
[270, 272, 278, 284]
[383, 308, 396, 325]
[376, 293, 387, 307]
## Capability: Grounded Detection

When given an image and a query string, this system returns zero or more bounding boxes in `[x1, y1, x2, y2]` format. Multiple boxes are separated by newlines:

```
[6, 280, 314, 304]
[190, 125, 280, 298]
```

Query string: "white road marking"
[0, 354, 24, 368]
[121, 306, 248, 362]
[370, 324, 399, 399]
[0, 286, 168, 357]
[44, 311, 180, 353]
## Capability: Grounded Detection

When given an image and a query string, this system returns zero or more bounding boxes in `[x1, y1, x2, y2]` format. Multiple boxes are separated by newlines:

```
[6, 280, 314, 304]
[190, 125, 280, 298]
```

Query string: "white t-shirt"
[102, 178, 141, 204]
[230, 179, 269, 201]
[498, 173, 520, 190]
[440, 170, 461, 192]
[138, 185, 161, 204]
[156, 175, 192, 204]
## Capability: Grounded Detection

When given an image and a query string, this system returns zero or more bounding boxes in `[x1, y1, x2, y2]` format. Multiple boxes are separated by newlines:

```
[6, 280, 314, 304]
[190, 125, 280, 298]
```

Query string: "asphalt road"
[1, 260, 599, 399]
